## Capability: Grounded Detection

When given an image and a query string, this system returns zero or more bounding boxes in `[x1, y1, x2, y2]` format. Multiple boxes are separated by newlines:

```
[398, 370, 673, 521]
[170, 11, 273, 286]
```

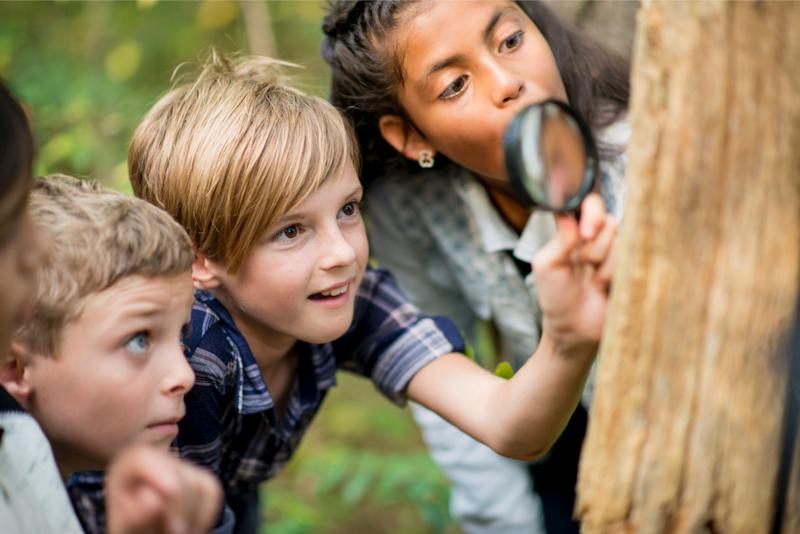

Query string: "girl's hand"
[532, 193, 617, 357]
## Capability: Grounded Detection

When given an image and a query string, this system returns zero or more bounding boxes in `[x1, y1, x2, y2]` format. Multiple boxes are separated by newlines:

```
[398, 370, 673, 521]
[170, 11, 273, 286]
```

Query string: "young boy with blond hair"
[129, 53, 616, 532]
[0, 173, 223, 534]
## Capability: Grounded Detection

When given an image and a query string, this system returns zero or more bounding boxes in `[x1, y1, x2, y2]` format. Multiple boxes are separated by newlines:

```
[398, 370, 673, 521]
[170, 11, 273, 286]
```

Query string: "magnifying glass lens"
[504, 100, 597, 212]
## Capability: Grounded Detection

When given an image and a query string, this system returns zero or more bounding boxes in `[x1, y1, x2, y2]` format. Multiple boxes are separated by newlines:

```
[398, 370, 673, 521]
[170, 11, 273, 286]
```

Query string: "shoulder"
[367, 164, 471, 218]
[354, 267, 418, 319]
[184, 291, 241, 380]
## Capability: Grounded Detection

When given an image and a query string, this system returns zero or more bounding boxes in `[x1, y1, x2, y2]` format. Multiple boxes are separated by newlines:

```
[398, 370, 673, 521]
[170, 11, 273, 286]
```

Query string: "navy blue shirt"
[178, 267, 464, 493]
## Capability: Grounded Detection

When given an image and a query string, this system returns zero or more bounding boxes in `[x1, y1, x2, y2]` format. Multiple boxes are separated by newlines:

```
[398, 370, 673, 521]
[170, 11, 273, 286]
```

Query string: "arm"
[407, 193, 616, 460]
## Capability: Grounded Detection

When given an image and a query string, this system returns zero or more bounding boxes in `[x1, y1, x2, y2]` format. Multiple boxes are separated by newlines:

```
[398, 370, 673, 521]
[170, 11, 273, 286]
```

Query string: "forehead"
[397, 1, 524, 78]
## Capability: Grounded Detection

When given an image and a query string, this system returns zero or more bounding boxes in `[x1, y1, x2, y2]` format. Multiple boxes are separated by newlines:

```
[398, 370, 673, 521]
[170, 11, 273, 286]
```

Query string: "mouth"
[147, 415, 183, 434]
[308, 281, 351, 301]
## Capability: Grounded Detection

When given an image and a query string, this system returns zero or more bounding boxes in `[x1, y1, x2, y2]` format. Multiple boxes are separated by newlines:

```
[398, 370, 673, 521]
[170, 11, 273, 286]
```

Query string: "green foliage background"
[0, 2, 459, 532]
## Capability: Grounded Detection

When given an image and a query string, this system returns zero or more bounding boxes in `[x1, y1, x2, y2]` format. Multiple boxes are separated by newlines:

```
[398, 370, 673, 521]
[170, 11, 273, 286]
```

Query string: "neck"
[231, 312, 296, 369]
[210, 289, 297, 368]
[482, 180, 531, 233]
[50, 444, 97, 479]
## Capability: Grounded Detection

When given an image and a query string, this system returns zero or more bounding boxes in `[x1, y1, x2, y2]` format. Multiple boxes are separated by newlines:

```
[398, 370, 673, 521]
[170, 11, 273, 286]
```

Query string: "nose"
[486, 60, 524, 107]
[163, 342, 195, 397]
[318, 224, 357, 271]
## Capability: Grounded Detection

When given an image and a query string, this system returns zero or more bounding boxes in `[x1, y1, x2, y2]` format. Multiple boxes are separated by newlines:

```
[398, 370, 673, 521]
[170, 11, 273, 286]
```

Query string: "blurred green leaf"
[105, 40, 142, 81]
[495, 361, 515, 379]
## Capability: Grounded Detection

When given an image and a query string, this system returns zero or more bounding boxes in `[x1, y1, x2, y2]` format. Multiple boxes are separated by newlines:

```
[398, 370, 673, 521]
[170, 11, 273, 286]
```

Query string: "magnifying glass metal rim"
[503, 99, 600, 212]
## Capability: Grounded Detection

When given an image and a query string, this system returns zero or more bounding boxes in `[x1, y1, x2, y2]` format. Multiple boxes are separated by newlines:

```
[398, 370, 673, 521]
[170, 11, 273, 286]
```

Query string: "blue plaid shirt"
[68, 267, 463, 532]
[179, 266, 463, 494]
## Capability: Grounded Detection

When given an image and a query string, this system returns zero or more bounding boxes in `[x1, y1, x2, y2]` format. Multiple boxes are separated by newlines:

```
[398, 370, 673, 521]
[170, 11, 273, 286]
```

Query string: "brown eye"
[440, 75, 468, 99]
[501, 31, 523, 52]
[341, 202, 357, 217]
[282, 225, 299, 239]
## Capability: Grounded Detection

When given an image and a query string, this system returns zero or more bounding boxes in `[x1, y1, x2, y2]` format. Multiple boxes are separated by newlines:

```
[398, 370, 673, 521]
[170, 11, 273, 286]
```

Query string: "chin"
[305, 321, 353, 344]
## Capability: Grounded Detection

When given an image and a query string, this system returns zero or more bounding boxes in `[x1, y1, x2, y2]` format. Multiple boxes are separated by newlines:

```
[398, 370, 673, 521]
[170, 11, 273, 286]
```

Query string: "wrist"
[539, 328, 598, 362]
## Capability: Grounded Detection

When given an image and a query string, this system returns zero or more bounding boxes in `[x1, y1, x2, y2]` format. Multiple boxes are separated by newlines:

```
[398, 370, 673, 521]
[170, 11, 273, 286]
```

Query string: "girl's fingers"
[532, 213, 579, 273]
[578, 215, 616, 266]
[578, 193, 607, 240]
[594, 236, 617, 290]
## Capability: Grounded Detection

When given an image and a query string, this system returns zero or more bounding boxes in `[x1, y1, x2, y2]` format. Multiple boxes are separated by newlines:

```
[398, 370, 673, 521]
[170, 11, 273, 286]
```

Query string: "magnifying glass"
[503, 99, 599, 212]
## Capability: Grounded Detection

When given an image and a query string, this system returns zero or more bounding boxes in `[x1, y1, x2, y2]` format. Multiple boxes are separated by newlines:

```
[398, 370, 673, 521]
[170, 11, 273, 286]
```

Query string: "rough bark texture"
[576, 2, 800, 533]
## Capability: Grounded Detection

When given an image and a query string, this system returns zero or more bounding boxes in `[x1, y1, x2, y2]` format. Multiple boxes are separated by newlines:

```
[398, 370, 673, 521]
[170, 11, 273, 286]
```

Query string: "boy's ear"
[378, 114, 436, 163]
[191, 252, 223, 291]
[0, 341, 35, 405]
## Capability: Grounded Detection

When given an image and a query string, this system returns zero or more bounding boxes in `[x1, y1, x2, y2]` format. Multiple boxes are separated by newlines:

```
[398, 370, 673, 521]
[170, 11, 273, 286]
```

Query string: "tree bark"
[577, 2, 800, 533]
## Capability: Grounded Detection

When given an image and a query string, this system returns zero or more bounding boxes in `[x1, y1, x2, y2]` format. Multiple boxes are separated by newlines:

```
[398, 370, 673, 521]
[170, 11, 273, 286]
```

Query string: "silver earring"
[418, 150, 435, 169]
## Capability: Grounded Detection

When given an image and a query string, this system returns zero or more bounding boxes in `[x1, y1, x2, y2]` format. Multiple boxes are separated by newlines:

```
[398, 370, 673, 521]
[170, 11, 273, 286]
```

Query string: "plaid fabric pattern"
[67, 267, 464, 532]
[178, 267, 463, 494]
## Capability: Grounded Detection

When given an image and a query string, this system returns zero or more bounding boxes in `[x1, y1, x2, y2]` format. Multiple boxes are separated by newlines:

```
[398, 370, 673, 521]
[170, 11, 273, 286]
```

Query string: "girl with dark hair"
[0, 78, 84, 534]
[321, 2, 630, 532]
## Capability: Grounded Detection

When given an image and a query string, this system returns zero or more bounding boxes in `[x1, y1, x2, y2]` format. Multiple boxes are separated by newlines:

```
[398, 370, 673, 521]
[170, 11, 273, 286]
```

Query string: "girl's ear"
[191, 252, 223, 291]
[0, 341, 34, 405]
[378, 114, 436, 163]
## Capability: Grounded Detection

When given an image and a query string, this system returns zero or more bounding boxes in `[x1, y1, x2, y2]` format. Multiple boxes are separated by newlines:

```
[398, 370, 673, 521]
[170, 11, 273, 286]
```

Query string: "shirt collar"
[455, 175, 556, 263]
[191, 291, 338, 416]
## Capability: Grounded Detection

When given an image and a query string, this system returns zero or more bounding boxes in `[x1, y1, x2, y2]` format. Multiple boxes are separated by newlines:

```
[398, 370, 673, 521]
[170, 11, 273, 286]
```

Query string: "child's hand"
[532, 193, 617, 357]
[106, 444, 223, 534]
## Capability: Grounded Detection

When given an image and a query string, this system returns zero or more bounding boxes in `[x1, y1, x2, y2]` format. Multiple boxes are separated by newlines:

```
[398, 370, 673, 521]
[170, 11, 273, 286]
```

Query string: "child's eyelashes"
[273, 224, 305, 242]
[439, 75, 469, 100]
[124, 331, 150, 354]
[338, 200, 361, 219]
[500, 30, 524, 53]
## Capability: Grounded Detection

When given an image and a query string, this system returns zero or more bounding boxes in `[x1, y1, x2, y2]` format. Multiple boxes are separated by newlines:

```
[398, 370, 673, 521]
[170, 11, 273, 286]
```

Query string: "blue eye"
[338, 201, 360, 218]
[440, 75, 468, 99]
[125, 332, 150, 354]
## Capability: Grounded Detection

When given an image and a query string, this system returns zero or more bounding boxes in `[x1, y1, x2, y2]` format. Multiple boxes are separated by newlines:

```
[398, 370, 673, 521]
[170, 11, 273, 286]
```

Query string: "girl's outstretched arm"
[406, 193, 616, 460]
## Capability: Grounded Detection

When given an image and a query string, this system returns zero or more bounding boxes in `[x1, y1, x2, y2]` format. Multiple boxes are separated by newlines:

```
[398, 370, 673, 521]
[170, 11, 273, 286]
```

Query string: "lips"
[148, 414, 183, 429]
[309, 281, 351, 300]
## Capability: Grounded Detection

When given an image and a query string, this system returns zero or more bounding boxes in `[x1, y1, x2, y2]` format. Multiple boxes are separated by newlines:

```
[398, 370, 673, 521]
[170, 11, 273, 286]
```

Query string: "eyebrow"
[422, 7, 514, 85]
[274, 184, 364, 223]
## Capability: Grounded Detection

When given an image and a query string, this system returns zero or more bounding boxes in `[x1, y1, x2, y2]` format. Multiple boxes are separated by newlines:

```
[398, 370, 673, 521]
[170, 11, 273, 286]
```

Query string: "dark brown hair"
[321, 0, 630, 181]
[0, 79, 34, 214]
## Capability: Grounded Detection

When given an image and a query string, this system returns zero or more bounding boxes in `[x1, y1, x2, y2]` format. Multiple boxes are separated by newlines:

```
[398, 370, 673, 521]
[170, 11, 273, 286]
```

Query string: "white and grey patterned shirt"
[0, 386, 84, 534]
[366, 118, 629, 405]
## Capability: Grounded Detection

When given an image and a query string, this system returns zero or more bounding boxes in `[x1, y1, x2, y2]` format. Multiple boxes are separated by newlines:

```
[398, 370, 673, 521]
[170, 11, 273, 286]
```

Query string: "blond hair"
[16, 174, 194, 354]
[129, 52, 359, 272]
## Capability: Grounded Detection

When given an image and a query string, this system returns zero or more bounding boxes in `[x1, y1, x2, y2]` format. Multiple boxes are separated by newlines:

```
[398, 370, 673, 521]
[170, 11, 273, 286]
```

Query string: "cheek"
[342, 221, 369, 271]
[436, 123, 507, 177]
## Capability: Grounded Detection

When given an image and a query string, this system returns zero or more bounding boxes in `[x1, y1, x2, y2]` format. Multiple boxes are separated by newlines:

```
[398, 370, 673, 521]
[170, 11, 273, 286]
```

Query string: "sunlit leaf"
[136, 0, 158, 10]
[40, 132, 75, 167]
[105, 41, 141, 82]
[495, 361, 515, 379]
[196, 0, 238, 30]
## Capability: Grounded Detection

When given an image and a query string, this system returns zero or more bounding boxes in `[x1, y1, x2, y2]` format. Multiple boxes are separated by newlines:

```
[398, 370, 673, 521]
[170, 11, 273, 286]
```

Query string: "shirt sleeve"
[333, 267, 465, 405]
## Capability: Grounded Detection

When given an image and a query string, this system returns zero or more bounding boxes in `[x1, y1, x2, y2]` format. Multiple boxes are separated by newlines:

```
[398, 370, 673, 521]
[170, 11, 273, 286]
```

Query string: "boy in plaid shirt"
[129, 53, 617, 533]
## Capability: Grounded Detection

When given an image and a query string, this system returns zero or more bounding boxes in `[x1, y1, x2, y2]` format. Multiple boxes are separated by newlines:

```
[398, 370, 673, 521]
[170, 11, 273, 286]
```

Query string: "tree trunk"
[577, 2, 800, 533]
